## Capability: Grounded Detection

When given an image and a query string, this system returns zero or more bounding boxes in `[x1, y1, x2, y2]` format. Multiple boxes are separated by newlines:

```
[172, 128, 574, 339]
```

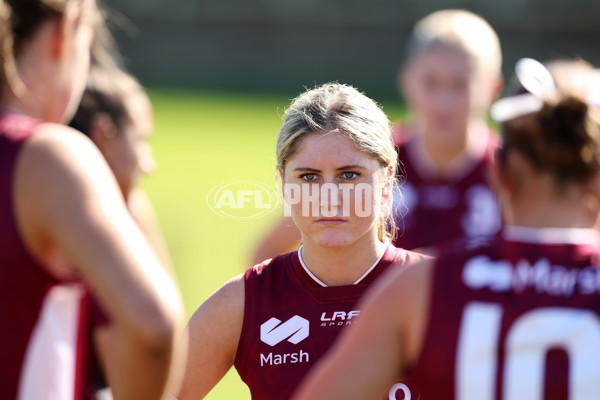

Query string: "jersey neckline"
[296, 240, 389, 287]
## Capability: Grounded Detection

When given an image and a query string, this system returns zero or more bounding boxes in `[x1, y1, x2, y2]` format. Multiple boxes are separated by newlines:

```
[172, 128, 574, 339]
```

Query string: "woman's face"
[402, 48, 492, 142]
[104, 94, 156, 199]
[281, 131, 391, 249]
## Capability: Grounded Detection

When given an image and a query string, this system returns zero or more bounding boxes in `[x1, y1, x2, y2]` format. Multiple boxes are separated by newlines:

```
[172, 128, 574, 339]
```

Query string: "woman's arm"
[128, 187, 175, 276]
[176, 274, 245, 399]
[14, 124, 185, 399]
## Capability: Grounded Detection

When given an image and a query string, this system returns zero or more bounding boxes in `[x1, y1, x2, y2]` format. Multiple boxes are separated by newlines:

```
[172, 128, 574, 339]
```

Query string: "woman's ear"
[484, 73, 505, 108]
[492, 74, 505, 103]
[50, 3, 82, 60]
[492, 149, 534, 225]
[89, 114, 117, 154]
[381, 164, 394, 200]
[49, 18, 66, 60]
[489, 148, 527, 200]
[503, 151, 532, 199]
[279, 166, 300, 216]
[277, 166, 286, 197]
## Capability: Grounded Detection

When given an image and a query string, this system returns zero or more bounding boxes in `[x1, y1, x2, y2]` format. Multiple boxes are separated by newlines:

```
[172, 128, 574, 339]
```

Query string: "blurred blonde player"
[252, 9, 504, 262]
[393, 9, 503, 252]
[294, 58, 600, 399]
[0, 1, 184, 398]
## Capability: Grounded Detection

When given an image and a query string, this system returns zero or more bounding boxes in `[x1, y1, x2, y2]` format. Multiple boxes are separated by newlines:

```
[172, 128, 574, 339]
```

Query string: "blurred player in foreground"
[175, 83, 427, 399]
[251, 9, 504, 262]
[294, 58, 600, 399]
[0, 1, 184, 399]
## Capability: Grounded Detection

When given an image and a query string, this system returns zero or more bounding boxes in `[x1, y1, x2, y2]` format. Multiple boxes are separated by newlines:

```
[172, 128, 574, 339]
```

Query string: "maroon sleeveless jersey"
[410, 226, 600, 399]
[392, 125, 502, 250]
[235, 242, 426, 399]
[0, 113, 101, 400]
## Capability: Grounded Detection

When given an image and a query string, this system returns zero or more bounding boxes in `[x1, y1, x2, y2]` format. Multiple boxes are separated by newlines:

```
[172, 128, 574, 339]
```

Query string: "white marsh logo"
[259, 316, 310, 367]
[260, 315, 309, 346]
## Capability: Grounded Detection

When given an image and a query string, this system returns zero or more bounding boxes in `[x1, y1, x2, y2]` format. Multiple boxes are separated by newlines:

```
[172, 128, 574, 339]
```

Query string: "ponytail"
[495, 58, 600, 186]
[540, 95, 600, 182]
[502, 90, 600, 185]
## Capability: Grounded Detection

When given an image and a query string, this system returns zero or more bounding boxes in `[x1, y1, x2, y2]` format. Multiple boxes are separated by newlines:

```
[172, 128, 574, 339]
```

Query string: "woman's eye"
[341, 171, 359, 180]
[300, 173, 317, 182]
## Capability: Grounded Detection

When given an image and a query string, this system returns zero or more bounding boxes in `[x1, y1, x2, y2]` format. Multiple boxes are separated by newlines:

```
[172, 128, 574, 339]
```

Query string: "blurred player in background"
[175, 83, 427, 400]
[294, 58, 600, 399]
[69, 64, 176, 398]
[70, 65, 172, 270]
[0, 1, 184, 399]
[393, 9, 503, 253]
[251, 9, 504, 262]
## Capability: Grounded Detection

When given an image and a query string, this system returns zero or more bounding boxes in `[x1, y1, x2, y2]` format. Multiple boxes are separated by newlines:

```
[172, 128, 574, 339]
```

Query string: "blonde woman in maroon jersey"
[176, 83, 427, 399]
[295, 59, 600, 400]
[0, 1, 183, 398]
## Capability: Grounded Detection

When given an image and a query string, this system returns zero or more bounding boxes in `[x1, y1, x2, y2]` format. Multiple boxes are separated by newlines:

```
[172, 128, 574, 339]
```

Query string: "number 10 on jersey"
[456, 302, 600, 399]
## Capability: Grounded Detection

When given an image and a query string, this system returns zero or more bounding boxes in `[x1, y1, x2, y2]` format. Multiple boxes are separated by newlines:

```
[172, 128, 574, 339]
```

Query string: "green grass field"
[142, 88, 404, 399]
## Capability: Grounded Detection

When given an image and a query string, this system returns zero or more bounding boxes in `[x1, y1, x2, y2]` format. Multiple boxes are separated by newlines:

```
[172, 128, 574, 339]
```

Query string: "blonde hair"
[406, 9, 502, 76]
[276, 83, 398, 241]
[0, 0, 107, 96]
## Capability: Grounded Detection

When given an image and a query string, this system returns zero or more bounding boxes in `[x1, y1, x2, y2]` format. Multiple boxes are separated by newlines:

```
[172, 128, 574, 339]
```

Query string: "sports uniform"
[0, 112, 104, 400]
[410, 226, 600, 399]
[235, 241, 425, 400]
[392, 124, 502, 250]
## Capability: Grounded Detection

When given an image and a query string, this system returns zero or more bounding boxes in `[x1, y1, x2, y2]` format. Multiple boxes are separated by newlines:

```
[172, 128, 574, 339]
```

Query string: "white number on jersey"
[388, 382, 411, 400]
[462, 185, 501, 239]
[456, 301, 600, 399]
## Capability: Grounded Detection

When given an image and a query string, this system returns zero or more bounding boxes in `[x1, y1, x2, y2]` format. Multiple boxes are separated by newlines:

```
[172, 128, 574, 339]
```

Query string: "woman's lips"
[315, 218, 346, 225]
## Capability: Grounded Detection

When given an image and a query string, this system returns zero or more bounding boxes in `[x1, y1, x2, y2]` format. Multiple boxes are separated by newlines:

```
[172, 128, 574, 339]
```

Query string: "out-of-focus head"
[276, 83, 397, 247]
[70, 65, 156, 199]
[401, 9, 503, 141]
[405, 9, 502, 79]
[495, 58, 600, 217]
[0, 0, 103, 123]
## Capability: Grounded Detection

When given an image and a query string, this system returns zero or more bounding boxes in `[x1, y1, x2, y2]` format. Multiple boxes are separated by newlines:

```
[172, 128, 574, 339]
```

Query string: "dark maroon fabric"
[392, 124, 502, 251]
[0, 112, 55, 398]
[235, 242, 427, 400]
[410, 232, 600, 399]
[82, 290, 111, 398]
[0, 113, 98, 399]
